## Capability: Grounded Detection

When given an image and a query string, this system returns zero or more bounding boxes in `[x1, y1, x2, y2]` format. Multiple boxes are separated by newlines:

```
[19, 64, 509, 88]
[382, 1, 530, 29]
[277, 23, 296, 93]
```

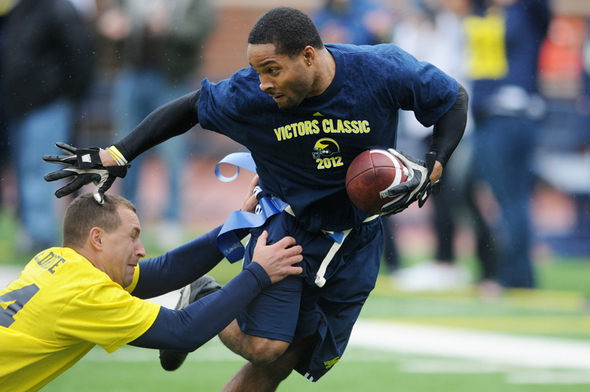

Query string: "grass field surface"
[3, 260, 589, 392]
[42, 339, 590, 392]
[2, 211, 590, 391]
[39, 296, 590, 392]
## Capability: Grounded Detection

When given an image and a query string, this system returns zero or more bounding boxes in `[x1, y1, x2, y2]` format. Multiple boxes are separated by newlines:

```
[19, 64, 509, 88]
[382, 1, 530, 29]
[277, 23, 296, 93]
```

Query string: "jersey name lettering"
[34, 251, 67, 274]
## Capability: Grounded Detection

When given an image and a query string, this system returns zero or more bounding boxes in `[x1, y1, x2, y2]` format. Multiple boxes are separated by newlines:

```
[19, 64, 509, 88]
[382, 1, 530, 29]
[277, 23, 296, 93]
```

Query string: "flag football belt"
[214, 152, 378, 287]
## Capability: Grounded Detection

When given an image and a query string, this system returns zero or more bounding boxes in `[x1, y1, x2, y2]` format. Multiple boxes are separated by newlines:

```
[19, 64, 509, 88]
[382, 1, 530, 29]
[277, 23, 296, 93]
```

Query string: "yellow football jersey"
[0, 247, 160, 392]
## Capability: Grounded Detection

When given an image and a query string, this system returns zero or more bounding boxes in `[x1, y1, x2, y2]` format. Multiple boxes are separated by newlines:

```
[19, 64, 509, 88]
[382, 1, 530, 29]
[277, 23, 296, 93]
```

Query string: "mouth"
[268, 92, 284, 102]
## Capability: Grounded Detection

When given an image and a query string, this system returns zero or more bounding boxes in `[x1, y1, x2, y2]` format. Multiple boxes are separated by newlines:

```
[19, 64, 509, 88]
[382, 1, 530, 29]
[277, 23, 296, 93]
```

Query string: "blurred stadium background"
[1, 0, 590, 390]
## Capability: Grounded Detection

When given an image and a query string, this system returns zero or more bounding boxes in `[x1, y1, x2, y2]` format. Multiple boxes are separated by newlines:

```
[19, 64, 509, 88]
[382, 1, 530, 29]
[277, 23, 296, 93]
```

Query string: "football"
[345, 149, 409, 215]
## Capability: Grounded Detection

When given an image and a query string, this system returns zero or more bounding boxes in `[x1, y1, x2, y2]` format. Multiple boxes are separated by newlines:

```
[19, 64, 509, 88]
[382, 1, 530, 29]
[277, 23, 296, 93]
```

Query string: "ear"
[89, 227, 104, 250]
[302, 46, 316, 65]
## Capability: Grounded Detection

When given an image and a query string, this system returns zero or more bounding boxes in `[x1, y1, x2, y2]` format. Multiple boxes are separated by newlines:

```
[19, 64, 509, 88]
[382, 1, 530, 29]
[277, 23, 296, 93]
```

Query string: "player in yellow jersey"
[0, 185, 302, 392]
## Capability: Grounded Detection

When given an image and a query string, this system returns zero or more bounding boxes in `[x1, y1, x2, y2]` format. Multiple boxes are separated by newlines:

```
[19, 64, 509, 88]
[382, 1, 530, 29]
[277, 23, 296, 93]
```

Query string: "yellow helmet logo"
[312, 138, 340, 160]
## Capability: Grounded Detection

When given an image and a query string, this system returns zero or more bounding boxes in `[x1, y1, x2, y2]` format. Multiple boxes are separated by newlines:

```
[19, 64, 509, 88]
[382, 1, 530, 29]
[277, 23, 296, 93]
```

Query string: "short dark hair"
[248, 7, 324, 58]
[62, 193, 136, 249]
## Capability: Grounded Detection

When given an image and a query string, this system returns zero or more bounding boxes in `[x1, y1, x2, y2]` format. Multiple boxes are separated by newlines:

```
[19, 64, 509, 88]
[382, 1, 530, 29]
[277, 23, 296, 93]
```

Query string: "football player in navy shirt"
[44, 7, 468, 391]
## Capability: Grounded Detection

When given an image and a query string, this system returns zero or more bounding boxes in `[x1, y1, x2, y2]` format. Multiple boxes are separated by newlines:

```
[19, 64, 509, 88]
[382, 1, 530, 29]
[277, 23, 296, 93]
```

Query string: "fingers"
[43, 154, 76, 165]
[417, 182, 432, 208]
[242, 194, 258, 213]
[388, 149, 426, 171]
[96, 174, 118, 204]
[247, 174, 259, 194]
[257, 230, 268, 247]
[54, 177, 89, 198]
[272, 234, 297, 249]
[253, 232, 303, 283]
[287, 265, 303, 276]
[384, 178, 416, 196]
[44, 169, 77, 182]
[42, 155, 60, 163]
[55, 142, 77, 155]
[252, 230, 269, 260]
[283, 244, 303, 261]
[387, 148, 413, 166]
[93, 189, 105, 204]
[54, 172, 102, 198]
[272, 236, 303, 264]
[241, 174, 260, 213]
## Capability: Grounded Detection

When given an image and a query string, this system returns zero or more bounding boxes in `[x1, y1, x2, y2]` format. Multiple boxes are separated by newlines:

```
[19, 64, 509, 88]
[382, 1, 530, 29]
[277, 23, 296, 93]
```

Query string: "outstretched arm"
[130, 263, 271, 351]
[131, 226, 226, 299]
[132, 174, 260, 299]
[45, 90, 201, 201]
[110, 90, 201, 163]
[130, 231, 303, 351]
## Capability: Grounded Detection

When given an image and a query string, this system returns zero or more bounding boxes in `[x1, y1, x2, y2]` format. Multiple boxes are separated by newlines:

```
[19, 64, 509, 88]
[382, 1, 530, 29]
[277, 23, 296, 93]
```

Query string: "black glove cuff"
[106, 165, 129, 179]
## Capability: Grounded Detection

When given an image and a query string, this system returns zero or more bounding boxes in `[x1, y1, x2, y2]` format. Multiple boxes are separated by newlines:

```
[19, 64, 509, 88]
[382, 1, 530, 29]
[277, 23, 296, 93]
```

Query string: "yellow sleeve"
[55, 280, 160, 353]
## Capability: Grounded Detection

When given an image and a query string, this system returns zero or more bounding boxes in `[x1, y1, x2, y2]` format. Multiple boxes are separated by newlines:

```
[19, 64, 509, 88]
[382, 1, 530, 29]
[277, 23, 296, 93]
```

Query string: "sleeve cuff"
[244, 262, 272, 289]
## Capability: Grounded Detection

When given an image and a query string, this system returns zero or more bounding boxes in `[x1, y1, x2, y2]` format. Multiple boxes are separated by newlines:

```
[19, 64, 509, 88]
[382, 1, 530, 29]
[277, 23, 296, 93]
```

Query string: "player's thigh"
[239, 213, 333, 342]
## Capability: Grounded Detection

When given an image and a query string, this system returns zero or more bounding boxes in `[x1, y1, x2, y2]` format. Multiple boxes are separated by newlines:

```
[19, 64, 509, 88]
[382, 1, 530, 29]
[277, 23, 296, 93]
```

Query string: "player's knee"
[243, 338, 289, 365]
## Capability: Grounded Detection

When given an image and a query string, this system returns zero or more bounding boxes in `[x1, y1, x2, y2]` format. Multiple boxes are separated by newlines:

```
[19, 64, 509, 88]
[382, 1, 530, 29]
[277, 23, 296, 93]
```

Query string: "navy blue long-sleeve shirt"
[128, 227, 269, 351]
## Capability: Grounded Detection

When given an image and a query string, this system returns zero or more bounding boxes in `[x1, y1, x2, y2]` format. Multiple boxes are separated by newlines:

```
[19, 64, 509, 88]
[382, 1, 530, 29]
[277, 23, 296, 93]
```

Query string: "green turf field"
[40, 286, 590, 392]
[3, 211, 590, 391]
[39, 265, 590, 392]
[42, 340, 590, 392]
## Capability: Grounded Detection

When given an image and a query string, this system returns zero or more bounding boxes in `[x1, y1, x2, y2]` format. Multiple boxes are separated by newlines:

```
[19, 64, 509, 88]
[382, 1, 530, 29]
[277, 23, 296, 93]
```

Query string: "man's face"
[101, 206, 145, 288]
[247, 43, 314, 111]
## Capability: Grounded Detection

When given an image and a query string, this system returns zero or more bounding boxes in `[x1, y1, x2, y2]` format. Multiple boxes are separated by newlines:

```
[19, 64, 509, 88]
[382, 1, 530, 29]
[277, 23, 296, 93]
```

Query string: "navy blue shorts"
[237, 212, 383, 381]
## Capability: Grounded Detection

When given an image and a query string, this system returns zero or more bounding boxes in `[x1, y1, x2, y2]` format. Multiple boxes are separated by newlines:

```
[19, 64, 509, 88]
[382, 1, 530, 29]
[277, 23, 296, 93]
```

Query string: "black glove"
[380, 150, 440, 216]
[43, 142, 128, 204]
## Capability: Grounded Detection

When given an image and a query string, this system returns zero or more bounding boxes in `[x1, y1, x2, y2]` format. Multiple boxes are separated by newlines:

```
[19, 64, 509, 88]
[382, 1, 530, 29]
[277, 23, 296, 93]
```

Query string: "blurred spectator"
[585, 22, 590, 99]
[313, 0, 394, 45]
[96, 0, 216, 247]
[467, 0, 550, 293]
[0, 0, 95, 253]
[583, 19, 590, 153]
[69, 0, 98, 20]
[0, 5, 10, 208]
[392, 0, 497, 292]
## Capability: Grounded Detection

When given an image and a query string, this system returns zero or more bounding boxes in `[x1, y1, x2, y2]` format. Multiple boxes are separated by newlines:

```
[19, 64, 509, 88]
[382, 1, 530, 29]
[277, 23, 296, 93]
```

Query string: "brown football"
[345, 149, 409, 215]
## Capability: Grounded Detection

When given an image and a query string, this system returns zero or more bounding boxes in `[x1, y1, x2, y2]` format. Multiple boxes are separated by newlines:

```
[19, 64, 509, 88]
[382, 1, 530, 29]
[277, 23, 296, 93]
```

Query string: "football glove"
[43, 142, 128, 204]
[380, 150, 440, 216]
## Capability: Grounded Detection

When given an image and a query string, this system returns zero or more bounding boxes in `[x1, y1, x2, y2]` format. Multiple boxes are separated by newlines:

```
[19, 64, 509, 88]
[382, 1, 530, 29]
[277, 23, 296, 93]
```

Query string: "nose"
[258, 75, 274, 92]
[137, 240, 146, 258]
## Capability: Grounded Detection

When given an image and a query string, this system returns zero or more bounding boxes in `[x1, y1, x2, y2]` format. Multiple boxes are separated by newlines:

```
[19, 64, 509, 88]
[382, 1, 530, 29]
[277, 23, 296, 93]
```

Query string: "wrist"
[430, 161, 443, 182]
[105, 146, 128, 166]
[99, 149, 116, 166]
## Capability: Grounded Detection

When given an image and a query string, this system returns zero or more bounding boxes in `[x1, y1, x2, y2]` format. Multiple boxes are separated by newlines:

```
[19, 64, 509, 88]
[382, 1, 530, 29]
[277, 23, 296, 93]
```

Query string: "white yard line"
[349, 319, 590, 370]
[0, 265, 23, 290]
